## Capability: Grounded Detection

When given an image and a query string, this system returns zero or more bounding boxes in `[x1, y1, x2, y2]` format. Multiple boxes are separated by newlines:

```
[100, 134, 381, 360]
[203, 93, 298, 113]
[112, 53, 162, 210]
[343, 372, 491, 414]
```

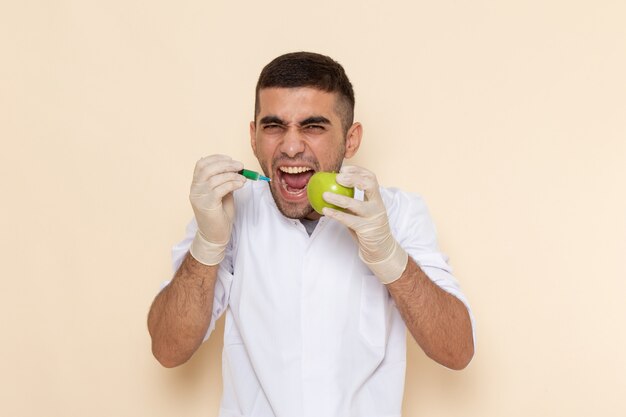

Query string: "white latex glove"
[321, 165, 408, 284]
[189, 155, 245, 265]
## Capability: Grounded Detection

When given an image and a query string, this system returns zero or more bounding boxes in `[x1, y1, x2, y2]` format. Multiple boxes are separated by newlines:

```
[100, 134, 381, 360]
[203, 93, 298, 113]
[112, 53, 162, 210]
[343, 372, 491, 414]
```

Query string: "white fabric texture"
[168, 181, 474, 417]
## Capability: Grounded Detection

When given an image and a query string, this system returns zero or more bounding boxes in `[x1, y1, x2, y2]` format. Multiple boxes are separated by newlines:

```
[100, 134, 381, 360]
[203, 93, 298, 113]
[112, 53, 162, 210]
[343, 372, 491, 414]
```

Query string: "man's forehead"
[257, 87, 341, 117]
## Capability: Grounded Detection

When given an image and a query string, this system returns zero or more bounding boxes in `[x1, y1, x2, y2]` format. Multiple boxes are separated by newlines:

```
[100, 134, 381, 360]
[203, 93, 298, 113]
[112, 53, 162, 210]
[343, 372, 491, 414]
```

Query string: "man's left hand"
[321, 165, 408, 284]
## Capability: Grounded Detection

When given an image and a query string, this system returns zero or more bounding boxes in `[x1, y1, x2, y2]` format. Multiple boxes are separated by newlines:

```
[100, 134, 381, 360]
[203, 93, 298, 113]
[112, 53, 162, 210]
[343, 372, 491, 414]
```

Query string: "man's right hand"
[189, 154, 245, 265]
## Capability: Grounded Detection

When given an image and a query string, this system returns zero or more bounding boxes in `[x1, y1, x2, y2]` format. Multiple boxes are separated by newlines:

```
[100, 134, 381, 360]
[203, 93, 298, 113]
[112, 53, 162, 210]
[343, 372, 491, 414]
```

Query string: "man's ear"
[344, 122, 362, 159]
[250, 121, 257, 157]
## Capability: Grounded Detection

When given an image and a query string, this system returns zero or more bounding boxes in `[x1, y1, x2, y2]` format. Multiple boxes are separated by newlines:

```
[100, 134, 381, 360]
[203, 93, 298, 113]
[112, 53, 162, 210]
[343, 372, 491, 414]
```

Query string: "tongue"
[283, 171, 314, 189]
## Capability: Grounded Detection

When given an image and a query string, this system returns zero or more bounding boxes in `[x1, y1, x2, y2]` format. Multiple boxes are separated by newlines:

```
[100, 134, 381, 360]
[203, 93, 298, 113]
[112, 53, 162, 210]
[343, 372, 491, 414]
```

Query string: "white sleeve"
[384, 189, 476, 342]
[165, 218, 234, 342]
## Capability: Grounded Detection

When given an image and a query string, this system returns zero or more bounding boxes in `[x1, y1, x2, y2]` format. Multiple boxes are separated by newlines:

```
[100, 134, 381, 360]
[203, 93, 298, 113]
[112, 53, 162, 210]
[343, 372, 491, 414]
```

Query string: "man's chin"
[271, 195, 315, 219]
[276, 202, 316, 220]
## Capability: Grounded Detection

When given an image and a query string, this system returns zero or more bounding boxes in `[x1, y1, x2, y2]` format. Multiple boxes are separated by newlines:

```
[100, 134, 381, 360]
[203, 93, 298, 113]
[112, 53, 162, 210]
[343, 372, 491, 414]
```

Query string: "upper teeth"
[280, 166, 312, 174]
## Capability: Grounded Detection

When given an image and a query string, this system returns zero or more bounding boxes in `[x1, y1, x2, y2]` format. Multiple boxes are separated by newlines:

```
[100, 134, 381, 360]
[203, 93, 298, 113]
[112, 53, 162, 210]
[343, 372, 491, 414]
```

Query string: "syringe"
[239, 169, 271, 182]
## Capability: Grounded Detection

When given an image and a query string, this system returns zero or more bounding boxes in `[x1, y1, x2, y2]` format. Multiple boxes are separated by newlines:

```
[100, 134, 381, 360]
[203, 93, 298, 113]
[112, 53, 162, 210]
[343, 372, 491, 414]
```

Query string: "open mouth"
[276, 165, 315, 201]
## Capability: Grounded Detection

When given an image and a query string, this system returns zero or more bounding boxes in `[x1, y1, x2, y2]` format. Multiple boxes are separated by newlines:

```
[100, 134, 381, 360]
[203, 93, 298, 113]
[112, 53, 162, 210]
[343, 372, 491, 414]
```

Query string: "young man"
[148, 52, 474, 417]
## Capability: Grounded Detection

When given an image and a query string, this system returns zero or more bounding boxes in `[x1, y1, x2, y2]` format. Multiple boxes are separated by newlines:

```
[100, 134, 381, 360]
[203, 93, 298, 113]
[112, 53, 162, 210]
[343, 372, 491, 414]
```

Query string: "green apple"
[306, 171, 354, 214]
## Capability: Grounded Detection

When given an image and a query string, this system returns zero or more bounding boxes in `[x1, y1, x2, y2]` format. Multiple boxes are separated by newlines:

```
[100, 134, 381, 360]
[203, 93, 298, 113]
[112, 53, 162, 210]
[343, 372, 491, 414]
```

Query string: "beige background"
[1, 0, 625, 416]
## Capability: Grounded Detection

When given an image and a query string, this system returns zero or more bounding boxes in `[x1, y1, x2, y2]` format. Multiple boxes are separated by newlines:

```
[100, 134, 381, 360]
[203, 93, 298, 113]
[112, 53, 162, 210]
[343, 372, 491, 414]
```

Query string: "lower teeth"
[280, 179, 305, 194]
[286, 186, 304, 193]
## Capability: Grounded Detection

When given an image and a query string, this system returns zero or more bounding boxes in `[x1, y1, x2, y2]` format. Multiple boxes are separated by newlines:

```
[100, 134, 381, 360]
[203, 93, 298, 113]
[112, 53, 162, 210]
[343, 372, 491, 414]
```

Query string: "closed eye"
[263, 124, 284, 133]
[303, 124, 326, 132]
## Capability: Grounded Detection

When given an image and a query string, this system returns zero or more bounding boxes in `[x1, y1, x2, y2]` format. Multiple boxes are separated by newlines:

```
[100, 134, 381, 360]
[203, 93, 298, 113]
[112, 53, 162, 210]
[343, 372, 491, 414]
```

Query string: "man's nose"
[279, 127, 305, 157]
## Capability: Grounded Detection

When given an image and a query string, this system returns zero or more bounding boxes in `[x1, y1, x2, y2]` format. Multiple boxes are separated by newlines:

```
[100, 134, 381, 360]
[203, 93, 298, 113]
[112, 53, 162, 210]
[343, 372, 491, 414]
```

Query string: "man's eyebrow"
[299, 116, 331, 126]
[259, 116, 285, 125]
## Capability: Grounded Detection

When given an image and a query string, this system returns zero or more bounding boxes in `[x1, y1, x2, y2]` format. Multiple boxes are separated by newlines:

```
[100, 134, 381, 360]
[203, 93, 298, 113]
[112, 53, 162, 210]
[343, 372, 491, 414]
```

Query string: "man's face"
[250, 87, 361, 220]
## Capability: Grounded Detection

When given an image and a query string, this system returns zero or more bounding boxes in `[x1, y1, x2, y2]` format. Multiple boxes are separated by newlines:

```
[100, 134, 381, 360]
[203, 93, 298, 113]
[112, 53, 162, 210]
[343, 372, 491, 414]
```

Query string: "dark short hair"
[255, 52, 355, 132]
